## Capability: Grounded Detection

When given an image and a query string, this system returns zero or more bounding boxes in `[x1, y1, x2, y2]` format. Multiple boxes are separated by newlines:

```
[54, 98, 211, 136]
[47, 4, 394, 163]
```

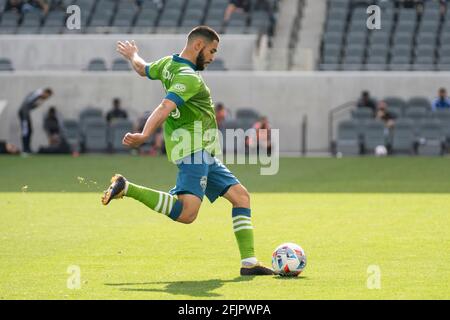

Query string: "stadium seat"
[351, 108, 373, 120]
[87, 58, 108, 71]
[407, 97, 431, 110]
[62, 119, 80, 153]
[109, 119, 133, 152]
[0, 11, 19, 34]
[236, 108, 259, 122]
[0, 58, 14, 71]
[391, 119, 416, 154]
[83, 118, 108, 152]
[405, 106, 429, 122]
[417, 119, 445, 155]
[388, 105, 402, 119]
[112, 58, 131, 71]
[207, 58, 227, 71]
[336, 120, 360, 155]
[361, 119, 385, 154]
[384, 97, 407, 110]
[79, 107, 103, 125]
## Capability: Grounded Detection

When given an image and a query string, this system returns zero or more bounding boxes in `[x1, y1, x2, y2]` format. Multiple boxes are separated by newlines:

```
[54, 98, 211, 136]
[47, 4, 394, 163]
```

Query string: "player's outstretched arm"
[122, 99, 177, 148]
[116, 40, 147, 77]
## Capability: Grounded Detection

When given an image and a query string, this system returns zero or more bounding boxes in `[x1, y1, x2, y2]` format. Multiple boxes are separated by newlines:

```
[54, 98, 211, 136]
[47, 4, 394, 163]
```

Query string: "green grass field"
[0, 155, 449, 300]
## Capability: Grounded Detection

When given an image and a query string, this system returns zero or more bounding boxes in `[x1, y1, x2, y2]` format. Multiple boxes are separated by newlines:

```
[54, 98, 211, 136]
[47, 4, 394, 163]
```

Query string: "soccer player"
[18, 87, 53, 154]
[102, 26, 273, 276]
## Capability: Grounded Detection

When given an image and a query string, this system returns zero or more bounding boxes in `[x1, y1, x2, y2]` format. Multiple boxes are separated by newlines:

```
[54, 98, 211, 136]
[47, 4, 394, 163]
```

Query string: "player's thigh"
[176, 193, 202, 224]
[222, 183, 250, 208]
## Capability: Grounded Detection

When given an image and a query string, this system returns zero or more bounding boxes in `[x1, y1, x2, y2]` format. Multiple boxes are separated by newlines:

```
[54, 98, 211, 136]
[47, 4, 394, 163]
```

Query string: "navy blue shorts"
[169, 150, 240, 203]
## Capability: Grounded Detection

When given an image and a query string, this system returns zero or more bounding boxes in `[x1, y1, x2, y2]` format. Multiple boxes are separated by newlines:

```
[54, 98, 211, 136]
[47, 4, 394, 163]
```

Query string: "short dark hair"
[44, 88, 53, 96]
[188, 26, 220, 43]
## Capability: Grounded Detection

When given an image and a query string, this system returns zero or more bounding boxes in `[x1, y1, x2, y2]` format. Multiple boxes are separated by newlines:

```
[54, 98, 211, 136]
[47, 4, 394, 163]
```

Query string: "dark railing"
[328, 100, 357, 152]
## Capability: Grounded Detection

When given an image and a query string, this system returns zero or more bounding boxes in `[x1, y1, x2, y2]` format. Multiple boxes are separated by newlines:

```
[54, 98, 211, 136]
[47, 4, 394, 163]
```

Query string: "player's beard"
[196, 49, 206, 71]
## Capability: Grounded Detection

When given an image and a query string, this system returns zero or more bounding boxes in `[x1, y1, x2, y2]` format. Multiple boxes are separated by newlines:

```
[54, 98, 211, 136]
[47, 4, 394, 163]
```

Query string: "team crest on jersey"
[173, 83, 186, 93]
[200, 176, 207, 192]
[170, 108, 180, 119]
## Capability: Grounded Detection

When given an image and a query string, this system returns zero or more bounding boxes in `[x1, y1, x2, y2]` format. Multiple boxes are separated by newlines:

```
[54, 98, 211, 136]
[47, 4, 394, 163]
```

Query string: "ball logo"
[200, 176, 207, 191]
[170, 108, 181, 119]
[173, 83, 186, 93]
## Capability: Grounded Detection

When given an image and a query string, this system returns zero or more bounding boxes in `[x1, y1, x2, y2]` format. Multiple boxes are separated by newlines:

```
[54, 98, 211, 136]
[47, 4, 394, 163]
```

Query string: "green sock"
[125, 182, 183, 220]
[232, 208, 255, 262]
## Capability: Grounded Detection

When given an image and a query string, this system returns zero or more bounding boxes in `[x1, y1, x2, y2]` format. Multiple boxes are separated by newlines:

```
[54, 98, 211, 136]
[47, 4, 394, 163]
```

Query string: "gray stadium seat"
[323, 32, 343, 45]
[417, 119, 444, 155]
[389, 57, 411, 71]
[319, 63, 340, 71]
[207, 58, 227, 71]
[391, 119, 416, 154]
[112, 58, 131, 71]
[384, 97, 407, 110]
[323, 54, 340, 64]
[83, 118, 108, 152]
[109, 119, 133, 152]
[405, 106, 428, 121]
[351, 107, 373, 120]
[79, 107, 103, 124]
[87, 58, 108, 71]
[62, 119, 80, 152]
[415, 34, 437, 46]
[398, 9, 417, 22]
[323, 41, 341, 53]
[236, 108, 259, 121]
[361, 119, 385, 153]
[388, 105, 403, 118]
[408, 97, 431, 110]
[0, 58, 13, 71]
[336, 120, 360, 155]
[412, 59, 435, 71]
[345, 45, 365, 57]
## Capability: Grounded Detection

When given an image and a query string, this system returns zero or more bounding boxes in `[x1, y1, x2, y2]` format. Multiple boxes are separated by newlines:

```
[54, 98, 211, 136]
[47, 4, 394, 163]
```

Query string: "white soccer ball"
[272, 243, 307, 277]
[375, 145, 387, 157]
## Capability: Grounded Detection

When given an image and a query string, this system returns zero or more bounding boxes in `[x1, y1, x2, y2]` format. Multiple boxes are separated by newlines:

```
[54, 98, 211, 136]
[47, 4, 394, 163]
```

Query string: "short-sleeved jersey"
[145, 54, 220, 162]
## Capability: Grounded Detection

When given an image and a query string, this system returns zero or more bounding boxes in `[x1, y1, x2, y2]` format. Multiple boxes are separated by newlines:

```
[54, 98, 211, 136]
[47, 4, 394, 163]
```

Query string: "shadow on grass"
[105, 276, 257, 298]
[274, 275, 309, 281]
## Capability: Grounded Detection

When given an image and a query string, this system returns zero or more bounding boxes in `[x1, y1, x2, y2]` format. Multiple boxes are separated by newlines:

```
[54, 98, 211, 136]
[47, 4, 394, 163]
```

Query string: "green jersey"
[145, 54, 220, 162]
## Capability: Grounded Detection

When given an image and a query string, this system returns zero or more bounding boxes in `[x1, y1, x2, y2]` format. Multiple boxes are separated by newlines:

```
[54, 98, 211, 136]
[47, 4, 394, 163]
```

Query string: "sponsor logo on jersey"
[173, 83, 186, 93]
[162, 65, 174, 82]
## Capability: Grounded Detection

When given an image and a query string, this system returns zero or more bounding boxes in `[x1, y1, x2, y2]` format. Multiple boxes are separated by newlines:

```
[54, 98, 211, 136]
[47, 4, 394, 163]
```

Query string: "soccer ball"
[375, 145, 387, 157]
[272, 243, 307, 277]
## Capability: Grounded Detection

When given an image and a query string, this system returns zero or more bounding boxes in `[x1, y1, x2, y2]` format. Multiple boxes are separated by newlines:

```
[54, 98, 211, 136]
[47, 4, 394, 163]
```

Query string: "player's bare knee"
[178, 208, 199, 224]
[235, 188, 251, 208]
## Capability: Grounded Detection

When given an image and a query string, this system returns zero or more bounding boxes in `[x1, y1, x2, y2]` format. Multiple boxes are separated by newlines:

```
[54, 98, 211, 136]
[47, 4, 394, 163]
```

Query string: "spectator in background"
[215, 102, 227, 131]
[431, 87, 450, 111]
[18, 87, 53, 153]
[135, 111, 165, 156]
[4, 0, 24, 13]
[0, 140, 20, 155]
[22, 0, 49, 14]
[357, 91, 377, 114]
[376, 101, 396, 130]
[106, 98, 128, 124]
[43, 106, 61, 141]
[221, 0, 251, 33]
[250, 116, 272, 155]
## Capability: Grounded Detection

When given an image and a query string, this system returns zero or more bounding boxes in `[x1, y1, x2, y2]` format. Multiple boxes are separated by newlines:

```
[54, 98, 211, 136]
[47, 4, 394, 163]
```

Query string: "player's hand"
[116, 40, 138, 61]
[122, 132, 147, 148]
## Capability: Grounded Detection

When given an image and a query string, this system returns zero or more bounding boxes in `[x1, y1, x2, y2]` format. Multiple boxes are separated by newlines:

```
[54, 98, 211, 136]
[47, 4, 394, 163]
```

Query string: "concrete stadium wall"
[1, 71, 449, 153]
[0, 34, 257, 71]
